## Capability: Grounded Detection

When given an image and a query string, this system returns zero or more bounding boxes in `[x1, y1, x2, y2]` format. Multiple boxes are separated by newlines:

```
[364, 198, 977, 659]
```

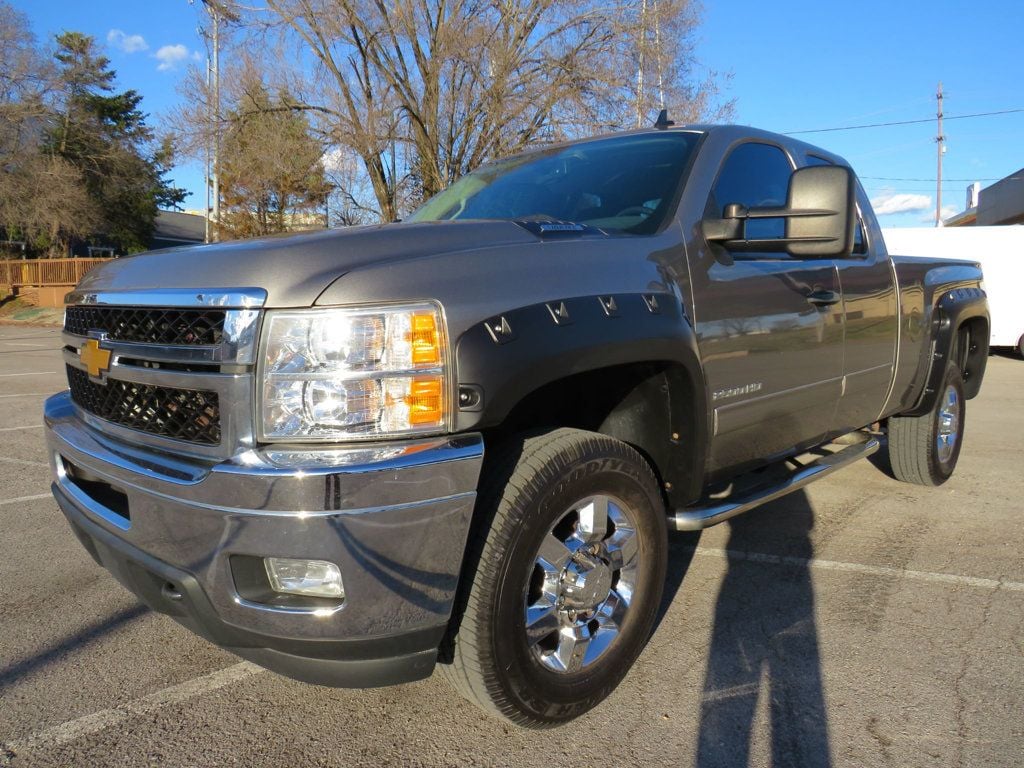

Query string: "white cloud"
[920, 204, 960, 224]
[107, 29, 148, 53]
[154, 44, 191, 71]
[321, 147, 348, 174]
[870, 192, 932, 216]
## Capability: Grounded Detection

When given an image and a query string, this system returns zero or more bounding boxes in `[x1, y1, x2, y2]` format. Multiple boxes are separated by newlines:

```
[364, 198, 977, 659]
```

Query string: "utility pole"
[636, 0, 647, 127]
[935, 82, 945, 227]
[204, 52, 211, 243]
[653, 0, 665, 111]
[209, 2, 221, 242]
[193, 0, 221, 242]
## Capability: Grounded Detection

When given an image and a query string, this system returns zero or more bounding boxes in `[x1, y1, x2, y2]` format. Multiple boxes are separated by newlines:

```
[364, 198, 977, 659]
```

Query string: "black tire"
[888, 363, 966, 486]
[441, 428, 668, 727]
[1018, 333, 1024, 359]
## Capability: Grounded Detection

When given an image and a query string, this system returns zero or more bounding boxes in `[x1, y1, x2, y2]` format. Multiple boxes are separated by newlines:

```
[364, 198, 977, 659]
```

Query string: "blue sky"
[16, 0, 1024, 227]
[698, 0, 1024, 226]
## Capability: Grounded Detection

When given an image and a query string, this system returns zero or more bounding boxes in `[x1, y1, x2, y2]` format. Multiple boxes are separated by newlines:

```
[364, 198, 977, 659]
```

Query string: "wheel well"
[484, 361, 704, 506]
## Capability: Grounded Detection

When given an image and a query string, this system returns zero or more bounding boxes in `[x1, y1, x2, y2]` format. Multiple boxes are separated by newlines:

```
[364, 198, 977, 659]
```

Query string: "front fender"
[453, 292, 708, 505]
[454, 292, 696, 426]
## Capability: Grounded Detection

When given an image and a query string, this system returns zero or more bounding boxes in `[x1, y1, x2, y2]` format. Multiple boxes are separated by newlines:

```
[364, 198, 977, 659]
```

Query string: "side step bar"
[670, 437, 880, 531]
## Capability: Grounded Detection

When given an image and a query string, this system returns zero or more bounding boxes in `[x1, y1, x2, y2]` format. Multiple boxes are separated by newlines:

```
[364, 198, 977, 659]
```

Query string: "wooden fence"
[0, 258, 113, 288]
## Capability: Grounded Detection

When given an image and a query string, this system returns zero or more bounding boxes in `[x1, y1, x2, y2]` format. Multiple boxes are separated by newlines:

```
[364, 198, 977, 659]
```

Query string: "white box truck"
[883, 226, 1024, 357]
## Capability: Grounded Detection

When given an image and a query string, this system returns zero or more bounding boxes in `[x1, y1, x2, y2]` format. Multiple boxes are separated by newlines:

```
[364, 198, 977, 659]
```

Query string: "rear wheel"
[888, 362, 965, 485]
[442, 428, 667, 727]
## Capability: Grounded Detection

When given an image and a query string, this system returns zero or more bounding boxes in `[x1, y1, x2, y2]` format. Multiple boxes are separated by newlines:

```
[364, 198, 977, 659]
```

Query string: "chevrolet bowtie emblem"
[80, 338, 112, 379]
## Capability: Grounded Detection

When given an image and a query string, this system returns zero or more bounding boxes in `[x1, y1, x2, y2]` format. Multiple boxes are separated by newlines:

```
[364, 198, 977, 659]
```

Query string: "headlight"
[258, 303, 449, 441]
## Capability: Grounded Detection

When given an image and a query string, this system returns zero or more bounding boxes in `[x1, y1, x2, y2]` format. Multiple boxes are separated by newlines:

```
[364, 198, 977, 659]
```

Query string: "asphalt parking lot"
[0, 323, 1021, 767]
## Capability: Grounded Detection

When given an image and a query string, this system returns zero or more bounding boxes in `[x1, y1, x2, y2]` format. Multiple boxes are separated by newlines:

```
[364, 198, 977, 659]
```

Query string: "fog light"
[264, 557, 344, 599]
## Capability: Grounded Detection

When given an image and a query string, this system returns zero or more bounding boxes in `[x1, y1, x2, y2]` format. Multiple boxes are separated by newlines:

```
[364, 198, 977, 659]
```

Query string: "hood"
[76, 220, 539, 307]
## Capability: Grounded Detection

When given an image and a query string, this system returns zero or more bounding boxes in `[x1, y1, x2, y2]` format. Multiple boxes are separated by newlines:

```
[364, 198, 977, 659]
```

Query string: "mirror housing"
[703, 165, 856, 258]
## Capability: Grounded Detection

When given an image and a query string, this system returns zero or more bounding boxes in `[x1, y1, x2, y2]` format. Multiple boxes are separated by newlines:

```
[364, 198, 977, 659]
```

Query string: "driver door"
[690, 142, 844, 475]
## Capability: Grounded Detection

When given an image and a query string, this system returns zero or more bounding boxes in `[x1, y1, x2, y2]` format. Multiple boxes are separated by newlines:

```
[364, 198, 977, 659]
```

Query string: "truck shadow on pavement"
[866, 436, 897, 481]
[665, 490, 833, 768]
[0, 604, 148, 693]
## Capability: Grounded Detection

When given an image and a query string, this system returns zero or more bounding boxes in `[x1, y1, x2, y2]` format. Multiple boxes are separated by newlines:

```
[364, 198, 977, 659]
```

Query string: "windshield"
[408, 131, 701, 234]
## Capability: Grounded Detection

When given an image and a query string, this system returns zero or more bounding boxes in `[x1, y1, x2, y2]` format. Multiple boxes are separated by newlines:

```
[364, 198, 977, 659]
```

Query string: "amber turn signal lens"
[408, 313, 442, 366]
[406, 376, 444, 425]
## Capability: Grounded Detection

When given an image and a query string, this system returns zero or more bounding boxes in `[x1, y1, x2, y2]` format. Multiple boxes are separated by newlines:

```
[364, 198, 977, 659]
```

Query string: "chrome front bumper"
[44, 392, 484, 687]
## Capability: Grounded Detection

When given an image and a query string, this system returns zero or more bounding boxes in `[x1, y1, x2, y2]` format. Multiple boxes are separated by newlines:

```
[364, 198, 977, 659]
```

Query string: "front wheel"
[888, 362, 966, 485]
[442, 428, 668, 727]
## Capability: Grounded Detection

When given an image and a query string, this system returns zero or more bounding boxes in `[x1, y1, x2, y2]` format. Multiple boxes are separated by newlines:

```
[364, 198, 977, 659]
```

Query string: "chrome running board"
[670, 437, 880, 531]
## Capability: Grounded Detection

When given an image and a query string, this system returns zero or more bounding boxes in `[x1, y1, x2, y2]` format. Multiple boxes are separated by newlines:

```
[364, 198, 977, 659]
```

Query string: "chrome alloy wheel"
[523, 494, 639, 673]
[936, 383, 961, 464]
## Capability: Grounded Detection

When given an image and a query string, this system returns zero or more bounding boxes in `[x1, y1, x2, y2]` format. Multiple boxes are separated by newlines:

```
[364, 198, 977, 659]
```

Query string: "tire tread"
[888, 363, 964, 486]
[440, 428, 661, 727]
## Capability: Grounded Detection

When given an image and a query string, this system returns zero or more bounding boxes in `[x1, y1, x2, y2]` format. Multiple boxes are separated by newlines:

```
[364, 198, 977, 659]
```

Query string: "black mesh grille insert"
[64, 306, 226, 346]
[67, 365, 221, 445]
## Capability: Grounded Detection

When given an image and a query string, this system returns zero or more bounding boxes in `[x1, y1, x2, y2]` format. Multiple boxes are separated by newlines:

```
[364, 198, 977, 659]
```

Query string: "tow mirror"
[703, 165, 856, 258]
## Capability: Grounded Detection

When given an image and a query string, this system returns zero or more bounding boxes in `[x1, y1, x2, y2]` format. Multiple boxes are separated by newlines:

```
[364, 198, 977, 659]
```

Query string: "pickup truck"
[45, 123, 989, 727]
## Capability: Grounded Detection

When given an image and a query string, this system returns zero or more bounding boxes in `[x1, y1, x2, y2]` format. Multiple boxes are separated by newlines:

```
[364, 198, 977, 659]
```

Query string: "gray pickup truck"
[45, 123, 989, 727]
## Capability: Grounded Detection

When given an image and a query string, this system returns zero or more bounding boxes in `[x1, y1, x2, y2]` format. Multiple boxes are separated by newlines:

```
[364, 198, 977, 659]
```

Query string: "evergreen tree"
[45, 32, 186, 253]
[217, 82, 331, 238]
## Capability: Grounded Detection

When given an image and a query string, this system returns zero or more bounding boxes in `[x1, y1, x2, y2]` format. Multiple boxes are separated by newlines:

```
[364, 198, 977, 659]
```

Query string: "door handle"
[806, 289, 840, 307]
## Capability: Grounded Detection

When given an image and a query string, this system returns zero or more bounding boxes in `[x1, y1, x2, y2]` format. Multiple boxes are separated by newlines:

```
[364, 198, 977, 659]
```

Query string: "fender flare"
[904, 286, 989, 417]
[453, 292, 708, 506]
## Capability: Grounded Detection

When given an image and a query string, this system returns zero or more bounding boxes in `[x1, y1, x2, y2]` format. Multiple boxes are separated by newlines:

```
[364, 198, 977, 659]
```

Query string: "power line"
[935, 82, 944, 227]
[863, 187, 978, 193]
[784, 107, 1024, 135]
[860, 176, 1000, 182]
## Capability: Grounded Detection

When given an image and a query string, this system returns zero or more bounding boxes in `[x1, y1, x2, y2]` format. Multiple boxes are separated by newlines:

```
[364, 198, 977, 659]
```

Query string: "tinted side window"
[710, 143, 792, 241]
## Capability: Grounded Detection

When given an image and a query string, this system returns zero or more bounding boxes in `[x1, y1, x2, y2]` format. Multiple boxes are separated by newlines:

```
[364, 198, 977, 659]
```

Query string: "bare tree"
[0, 3, 98, 253]
[623, 0, 734, 126]
[177, 0, 732, 222]
[0, 153, 97, 248]
[322, 146, 382, 225]
[0, 2, 49, 109]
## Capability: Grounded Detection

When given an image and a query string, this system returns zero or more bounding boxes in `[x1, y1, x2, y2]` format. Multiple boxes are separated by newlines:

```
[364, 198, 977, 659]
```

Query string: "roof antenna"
[654, 109, 675, 129]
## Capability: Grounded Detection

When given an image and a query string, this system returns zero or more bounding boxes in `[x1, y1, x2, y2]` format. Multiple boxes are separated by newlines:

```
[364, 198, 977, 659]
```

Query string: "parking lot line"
[692, 546, 1024, 592]
[0, 456, 48, 468]
[0, 342, 57, 348]
[0, 493, 52, 507]
[3, 542, 1020, 757]
[0, 393, 47, 399]
[0, 425, 43, 432]
[6, 662, 263, 753]
[0, 371, 58, 377]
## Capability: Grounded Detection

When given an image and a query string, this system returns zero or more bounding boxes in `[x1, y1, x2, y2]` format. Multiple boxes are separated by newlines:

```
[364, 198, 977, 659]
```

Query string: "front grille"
[64, 306, 226, 346]
[67, 365, 221, 445]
